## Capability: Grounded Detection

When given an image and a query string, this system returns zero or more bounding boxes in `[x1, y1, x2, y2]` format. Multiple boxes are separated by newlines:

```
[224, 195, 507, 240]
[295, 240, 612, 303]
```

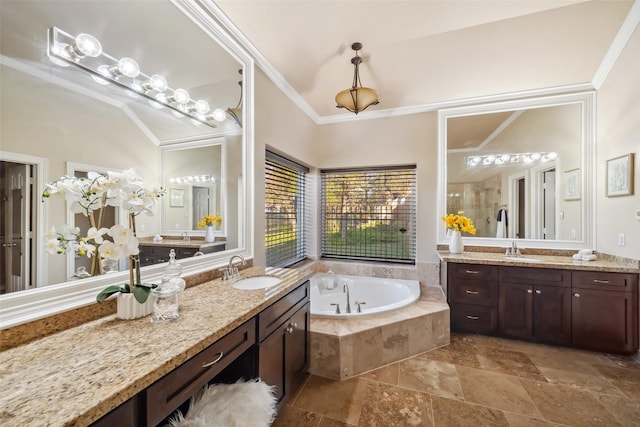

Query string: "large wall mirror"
[438, 92, 595, 250]
[0, 0, 254, 328]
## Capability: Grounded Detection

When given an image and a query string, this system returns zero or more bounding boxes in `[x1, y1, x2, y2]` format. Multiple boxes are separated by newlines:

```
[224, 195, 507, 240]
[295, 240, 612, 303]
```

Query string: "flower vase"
[205, 225, 215, 243]
[117, 293, 153, 320]
[449, 230, 464, 254]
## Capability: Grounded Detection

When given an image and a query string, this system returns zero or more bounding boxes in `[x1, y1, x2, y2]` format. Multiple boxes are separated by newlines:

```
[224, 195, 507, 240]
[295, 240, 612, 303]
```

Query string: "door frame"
[0, 151, 47, 289]
[531, 162, 557, 240]
[508, 171, 528, 239]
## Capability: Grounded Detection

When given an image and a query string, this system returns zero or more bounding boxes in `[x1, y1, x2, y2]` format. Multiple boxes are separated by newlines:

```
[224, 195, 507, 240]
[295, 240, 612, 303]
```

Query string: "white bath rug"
[167, 379, 277, 427]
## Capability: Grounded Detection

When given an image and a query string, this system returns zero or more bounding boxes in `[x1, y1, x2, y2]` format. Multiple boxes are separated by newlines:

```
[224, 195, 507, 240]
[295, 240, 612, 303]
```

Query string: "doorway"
[0, 160, 37, 294]
[192, 186, 210, 229]
[542, 169, 556, 240]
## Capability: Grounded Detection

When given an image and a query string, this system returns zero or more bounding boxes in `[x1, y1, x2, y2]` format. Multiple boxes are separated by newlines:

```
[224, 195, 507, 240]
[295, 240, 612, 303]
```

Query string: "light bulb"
[72, 33, 102, 58]
[500, 154, 511, 162]
[211, 108, 226, 122]
[145, 74, 168, 92]
[548, 152, 558, 160]
[117, 57, 140, 78]
[171, 88, 190, 104]
[194, 100, 210, 114]
[531, 152, 541, 160]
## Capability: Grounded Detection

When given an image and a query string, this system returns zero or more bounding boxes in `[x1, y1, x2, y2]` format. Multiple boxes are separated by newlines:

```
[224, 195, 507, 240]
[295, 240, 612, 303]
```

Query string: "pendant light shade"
[335, 42, 379, 114]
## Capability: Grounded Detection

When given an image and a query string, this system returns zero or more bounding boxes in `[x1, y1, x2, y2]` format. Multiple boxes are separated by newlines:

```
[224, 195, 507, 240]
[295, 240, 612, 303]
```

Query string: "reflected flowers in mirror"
[42, 168, 165, 303]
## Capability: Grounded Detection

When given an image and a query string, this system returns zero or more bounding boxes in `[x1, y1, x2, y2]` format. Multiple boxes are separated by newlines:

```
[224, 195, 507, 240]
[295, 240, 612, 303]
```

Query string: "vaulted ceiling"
[215, 0, 636, 122]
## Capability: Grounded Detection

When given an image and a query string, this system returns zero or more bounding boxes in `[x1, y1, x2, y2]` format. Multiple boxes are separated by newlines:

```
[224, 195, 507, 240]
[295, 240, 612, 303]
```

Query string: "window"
[265, 151, 308, 267]
[321, 166, 416, 264]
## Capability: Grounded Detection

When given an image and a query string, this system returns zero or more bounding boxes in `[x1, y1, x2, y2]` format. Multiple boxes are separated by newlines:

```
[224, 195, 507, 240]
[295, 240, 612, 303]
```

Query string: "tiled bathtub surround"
[301, 260, 449, 380]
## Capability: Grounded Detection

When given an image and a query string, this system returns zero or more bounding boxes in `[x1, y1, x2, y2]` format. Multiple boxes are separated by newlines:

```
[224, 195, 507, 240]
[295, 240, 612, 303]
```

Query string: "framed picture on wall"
[170, 188, 184, 207]
[606, 153, 635, 197]
[563, 168, 580, 200]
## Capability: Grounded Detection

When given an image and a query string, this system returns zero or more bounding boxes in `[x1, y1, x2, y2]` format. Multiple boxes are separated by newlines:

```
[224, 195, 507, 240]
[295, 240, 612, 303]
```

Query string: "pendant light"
[227, 69, 243, 127]
[335, 42, 379, 114]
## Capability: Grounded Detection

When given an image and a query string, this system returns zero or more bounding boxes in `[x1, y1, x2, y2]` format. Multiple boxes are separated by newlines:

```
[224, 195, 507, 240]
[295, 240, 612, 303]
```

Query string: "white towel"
[496, 209, 508, 238]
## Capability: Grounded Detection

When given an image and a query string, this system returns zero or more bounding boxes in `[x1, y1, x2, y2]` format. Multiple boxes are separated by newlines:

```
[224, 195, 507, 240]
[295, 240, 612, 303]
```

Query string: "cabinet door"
[284, 302, 310, 400]
[533, 285, 571, 345]
[572, 288, 637, 354]
[258, 302, 310, 406]
[498, 282, 533, 339]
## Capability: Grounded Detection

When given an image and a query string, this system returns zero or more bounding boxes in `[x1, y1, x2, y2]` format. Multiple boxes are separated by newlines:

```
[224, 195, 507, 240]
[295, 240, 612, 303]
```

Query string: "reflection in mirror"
[161, 140, 226, 234]
[0, 0, 252, 322]
[438, 92, 595, 249]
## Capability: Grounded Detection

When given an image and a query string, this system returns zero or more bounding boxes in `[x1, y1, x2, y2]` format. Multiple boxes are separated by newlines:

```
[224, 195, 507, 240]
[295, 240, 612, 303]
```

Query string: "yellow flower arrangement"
[441, 210, 477, 234]
[198, 214, 222, 228]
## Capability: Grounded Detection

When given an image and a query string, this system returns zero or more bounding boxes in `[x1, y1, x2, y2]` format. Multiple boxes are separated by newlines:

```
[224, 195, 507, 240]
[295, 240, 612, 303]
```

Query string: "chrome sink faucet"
[505, 240, 522, 257]
[343, 283, 352, 314]
[182, 231, 190, 241]
[226, 255, 245, 280]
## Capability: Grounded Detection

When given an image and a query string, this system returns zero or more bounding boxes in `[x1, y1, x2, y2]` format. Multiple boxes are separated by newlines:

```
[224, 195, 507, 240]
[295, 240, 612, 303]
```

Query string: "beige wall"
[596, 26, 640, 259]
[255, 26, 639, 263]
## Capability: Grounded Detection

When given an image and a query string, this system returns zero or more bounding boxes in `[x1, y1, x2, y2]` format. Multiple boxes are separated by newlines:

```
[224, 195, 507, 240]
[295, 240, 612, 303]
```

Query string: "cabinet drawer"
[499, 266, 570, 287]
[146, 318, 256, 427]
[572, 271, 638, 292]
[451, 303, 497, 334]
[451, 263, 497, 281]
[258, 281, 310, 341]
[449, 279, 497, 306]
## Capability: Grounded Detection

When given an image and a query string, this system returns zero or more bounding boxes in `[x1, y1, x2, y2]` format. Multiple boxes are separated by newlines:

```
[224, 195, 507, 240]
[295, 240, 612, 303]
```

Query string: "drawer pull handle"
[535, 290, 541, 294]
[286, 322, 298, 334]
[593, 279, 609, 284]
[202, 352, 224, 367]
[465, 290, 479, 295]
[465, 270, 480, 274]
[527, 289, 533, 294]
[573, 293, 581, 298]
[466, 315, 480, 320]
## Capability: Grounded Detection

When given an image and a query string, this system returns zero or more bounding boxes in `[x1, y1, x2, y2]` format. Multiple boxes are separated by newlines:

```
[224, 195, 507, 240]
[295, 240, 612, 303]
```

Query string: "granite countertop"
[138, 238, 226, 249]
[0, 266, 311, 426]
[438, 251, 639, 273]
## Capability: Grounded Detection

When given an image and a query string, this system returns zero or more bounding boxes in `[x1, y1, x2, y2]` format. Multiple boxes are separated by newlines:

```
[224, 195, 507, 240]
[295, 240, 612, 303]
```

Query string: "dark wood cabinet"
[572, 271, 638, 354]
[447, 262, 638, 354]
[257, 281, 310, 407]
[139, 243, 226, 266]
[498, 267, 571, 345]
[91, 395, 141, 427]
[448, 263, 498, 334]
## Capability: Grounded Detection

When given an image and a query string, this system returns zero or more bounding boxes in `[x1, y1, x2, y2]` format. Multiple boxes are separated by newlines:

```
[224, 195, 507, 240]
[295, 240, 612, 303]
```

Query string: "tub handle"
[355, 301, 367, 313]
[330, 303, 341, 314]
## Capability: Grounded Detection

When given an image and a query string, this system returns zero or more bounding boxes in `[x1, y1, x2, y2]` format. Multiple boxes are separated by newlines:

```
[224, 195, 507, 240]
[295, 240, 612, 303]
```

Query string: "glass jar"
[150, 280, 180, 323]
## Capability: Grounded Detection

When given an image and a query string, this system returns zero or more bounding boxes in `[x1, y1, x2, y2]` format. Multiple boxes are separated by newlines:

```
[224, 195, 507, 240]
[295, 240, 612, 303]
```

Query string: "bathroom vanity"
[441, 252, 639, 354]
[138, 238, 227, 266]
[0, 267, 310, 426]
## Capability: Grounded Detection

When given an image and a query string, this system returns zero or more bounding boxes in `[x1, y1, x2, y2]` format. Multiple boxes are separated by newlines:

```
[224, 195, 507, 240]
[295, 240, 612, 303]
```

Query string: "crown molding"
[592, 0, 640, 90]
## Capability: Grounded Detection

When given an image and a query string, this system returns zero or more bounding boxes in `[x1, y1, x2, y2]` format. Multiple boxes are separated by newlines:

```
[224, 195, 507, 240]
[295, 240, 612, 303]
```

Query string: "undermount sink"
[232, 276, 282, 290]
[503, 256, 542, 263]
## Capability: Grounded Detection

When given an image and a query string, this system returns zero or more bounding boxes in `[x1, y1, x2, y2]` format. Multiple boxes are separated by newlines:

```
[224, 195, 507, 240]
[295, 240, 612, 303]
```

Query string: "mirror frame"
[160, 138, 227, 236]
[437, 91, 596, 250]
[0, 0, 255, 329]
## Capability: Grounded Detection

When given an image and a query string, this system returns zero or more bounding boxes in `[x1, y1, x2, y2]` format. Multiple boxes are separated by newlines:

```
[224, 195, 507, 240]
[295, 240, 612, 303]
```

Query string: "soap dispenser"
[325, 270, 336, 290]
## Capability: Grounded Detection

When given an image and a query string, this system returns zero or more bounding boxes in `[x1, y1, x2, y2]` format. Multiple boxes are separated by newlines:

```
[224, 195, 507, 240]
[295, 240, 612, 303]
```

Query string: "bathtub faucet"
[343, 283, 351, 314]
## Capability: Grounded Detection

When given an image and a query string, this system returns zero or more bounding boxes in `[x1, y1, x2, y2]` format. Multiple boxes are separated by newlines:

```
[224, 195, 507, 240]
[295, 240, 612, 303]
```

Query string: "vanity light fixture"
[47, 26, 220, 129]
[467, 152, 558, 167]
[335, 42, 379, 114]
[169, 174, 215, 184]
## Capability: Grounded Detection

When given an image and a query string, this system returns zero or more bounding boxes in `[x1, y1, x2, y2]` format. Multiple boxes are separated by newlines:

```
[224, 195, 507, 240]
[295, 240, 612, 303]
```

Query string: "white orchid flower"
[98, 241, 124, 260]
[86, 227, 109, 244]
[46, 238, 63, 255]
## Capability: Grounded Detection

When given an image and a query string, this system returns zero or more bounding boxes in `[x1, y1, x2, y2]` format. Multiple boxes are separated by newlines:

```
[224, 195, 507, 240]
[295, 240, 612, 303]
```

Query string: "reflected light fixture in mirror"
[226, 69, 243, 127]
[437, 91, 595, 250]
[47, 26, 221, 128]
[335, 42, 379, 115]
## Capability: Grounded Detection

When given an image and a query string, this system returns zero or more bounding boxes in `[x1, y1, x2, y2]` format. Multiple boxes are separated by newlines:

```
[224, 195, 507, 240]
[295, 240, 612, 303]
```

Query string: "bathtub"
[310, 273, 420, 318]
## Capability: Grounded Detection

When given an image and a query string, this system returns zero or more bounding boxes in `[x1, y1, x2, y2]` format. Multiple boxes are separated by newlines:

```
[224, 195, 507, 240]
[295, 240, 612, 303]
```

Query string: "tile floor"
[273, 333, 640, 426]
